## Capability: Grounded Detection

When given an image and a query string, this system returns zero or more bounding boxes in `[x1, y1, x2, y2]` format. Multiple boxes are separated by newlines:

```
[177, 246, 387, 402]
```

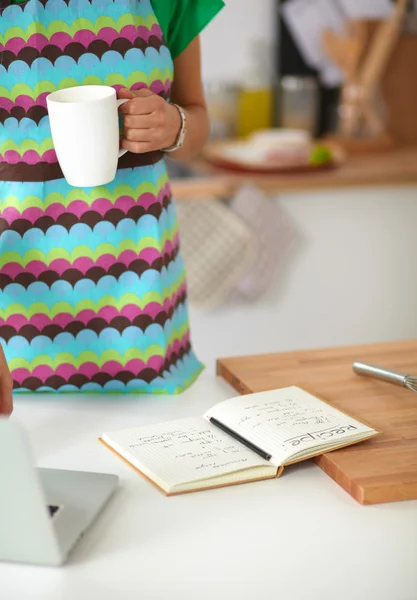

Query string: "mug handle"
[117, 98, 129, 158]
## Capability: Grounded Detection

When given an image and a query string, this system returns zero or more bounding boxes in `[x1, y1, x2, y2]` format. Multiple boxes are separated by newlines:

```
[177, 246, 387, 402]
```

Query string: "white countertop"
[1, 374, 417, 600]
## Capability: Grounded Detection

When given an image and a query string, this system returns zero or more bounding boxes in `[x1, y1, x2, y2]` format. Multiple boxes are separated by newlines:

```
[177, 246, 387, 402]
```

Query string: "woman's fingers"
[0, 346, 13, 416]
[122, 114, 160, 129]
[119, 88, 159, 116]
[121, 139, 155, 154]
[118, 88, 181, 153]
[121, 125, 168, 152]
[0, 380, 13, 416]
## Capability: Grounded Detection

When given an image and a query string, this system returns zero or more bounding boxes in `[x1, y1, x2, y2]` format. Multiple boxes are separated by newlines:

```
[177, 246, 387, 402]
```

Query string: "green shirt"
[152, 0, 224, 59]
[10, 0, 225, 60]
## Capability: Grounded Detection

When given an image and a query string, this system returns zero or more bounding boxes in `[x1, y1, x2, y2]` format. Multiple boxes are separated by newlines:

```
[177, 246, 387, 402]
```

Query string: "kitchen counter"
[171, 145, 417, 199]
[2, 374, 416, 600]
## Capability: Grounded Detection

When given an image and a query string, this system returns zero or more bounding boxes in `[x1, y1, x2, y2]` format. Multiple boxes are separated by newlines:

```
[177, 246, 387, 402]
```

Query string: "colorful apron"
[0, 0, 204, 393]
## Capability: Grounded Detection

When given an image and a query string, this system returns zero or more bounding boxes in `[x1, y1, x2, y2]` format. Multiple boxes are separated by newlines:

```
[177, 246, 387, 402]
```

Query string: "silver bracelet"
[164, 104, 187, 153]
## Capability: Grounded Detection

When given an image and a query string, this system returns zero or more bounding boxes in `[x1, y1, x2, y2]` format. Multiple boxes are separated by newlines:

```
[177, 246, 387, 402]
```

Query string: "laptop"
[0, 419, 118, 566]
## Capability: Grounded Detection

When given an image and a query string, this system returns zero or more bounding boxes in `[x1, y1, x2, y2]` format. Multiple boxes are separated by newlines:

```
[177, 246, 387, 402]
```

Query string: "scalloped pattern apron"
[0, 0, 203, 393]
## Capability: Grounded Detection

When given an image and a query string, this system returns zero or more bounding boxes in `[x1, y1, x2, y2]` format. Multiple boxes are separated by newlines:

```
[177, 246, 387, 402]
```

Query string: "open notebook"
[100, 386, 379, 496]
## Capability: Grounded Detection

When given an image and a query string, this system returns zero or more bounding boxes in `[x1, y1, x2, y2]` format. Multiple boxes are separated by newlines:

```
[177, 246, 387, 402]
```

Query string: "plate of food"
[204, 129, 345, 174]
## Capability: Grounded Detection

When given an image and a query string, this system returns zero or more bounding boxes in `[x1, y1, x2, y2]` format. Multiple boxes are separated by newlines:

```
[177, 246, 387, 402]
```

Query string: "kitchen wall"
[200, 0, 276, 84]
[194, 2, 417, 370]
[189, 186, 417, 374]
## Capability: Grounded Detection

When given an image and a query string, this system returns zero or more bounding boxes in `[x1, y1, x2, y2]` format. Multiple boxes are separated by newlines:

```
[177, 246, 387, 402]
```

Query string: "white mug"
[47, 85, 128, 188]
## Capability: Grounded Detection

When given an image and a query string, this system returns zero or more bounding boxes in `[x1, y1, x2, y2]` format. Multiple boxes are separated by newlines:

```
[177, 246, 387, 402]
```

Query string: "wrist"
[164, 103, 187, 153]
[164, 103, 182, 148]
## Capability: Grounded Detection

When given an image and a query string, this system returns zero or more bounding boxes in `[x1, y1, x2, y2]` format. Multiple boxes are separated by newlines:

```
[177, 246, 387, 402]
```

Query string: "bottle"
[280, 76, 319, 135]
[236, 39, 274, 139]
[204, 82, 238, 140]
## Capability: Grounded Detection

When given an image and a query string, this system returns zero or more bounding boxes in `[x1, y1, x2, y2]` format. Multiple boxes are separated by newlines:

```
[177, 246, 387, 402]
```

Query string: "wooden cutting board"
[217, 340, 417, 505]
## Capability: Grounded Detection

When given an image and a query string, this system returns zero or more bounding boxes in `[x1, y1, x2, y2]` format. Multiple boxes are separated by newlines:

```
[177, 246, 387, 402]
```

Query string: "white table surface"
[1, 374, 417, 600]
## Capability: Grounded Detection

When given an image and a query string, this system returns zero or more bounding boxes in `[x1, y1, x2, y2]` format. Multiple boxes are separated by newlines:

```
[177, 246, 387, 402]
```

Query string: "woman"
[0, 0, 224, 414]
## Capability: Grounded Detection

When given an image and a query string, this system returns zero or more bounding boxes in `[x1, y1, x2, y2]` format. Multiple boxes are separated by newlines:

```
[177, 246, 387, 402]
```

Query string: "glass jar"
[279, 76, 319, 136]
[204, 82, 238, 140]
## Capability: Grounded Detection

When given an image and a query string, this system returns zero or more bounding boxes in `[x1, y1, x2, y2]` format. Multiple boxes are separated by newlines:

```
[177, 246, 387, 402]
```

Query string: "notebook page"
[205, 387, 376, 466]
[102, 418, 272, 488]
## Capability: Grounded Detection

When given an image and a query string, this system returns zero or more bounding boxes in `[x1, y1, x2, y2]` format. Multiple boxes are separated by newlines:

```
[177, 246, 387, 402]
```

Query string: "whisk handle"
[353, 362, 407, 387]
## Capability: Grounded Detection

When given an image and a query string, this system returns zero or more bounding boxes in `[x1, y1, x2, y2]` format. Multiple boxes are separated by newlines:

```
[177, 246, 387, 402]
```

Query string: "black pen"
[209, 417, 272, 461]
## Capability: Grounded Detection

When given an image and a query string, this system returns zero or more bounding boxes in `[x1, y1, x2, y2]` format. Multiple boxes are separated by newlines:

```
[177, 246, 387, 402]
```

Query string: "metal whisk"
[353, 362, 417, 393]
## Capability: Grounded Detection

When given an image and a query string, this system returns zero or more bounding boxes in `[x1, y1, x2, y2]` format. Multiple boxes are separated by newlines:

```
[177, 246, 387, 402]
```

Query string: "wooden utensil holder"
[325, 11, 417, 153]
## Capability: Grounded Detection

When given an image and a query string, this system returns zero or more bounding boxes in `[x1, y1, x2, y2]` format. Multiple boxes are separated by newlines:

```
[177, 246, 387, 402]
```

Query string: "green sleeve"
[151, 0, 225, 60]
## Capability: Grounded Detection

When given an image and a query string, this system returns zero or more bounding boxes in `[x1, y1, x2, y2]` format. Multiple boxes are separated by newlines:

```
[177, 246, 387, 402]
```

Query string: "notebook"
[100, 386, 379, 496]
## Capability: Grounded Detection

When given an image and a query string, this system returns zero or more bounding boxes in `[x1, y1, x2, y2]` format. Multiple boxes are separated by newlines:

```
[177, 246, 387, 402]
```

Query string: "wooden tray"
[217, 340, 417, 505]
[204, 140, 345, 174]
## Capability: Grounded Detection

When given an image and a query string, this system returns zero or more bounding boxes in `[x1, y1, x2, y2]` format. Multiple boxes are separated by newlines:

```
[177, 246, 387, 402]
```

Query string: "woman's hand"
[118, 88, 182, 154]
[118, 37, 210, 162]
[0, 345, 13, 416]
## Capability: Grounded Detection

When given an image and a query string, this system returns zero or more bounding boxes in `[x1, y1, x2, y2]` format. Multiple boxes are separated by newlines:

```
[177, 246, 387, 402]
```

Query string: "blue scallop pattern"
[15, 352, 203, 394]
[2, 301, 190, 363]
[0, 158, 168, 207]
[0, 49, 172, 89]
[1, 255, 186, 311]
[0, 0, 156, 37]
[0, 205, 177, 251]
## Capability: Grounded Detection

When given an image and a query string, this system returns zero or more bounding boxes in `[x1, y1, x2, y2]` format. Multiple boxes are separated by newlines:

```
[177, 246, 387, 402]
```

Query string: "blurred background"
[168, 0, 417, 373]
